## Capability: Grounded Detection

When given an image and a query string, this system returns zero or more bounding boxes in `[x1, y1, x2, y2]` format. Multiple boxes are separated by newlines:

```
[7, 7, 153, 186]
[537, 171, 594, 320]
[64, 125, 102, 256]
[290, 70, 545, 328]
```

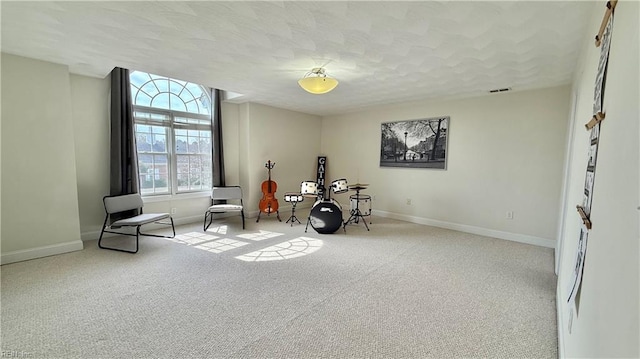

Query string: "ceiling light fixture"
[298, 67, 338, 94]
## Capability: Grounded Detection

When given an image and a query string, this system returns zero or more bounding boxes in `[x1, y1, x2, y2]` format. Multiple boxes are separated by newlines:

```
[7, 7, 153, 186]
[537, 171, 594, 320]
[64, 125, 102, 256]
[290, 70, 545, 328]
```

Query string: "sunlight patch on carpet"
[235, 237, 323, 262]
[169, 232, 219, 245]
[167, 231, 249, 254]
[205, 225, 228, 235]
[237, 230, 284, 241]
[194, 238, 250, 253]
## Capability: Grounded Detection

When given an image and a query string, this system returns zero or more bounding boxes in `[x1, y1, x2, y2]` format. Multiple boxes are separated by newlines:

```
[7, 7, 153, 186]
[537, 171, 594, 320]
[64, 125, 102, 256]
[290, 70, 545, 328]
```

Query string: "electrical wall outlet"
[171, 207, 177, 214]
[506, 211, 514, 219]
[406, 198, 412, 205]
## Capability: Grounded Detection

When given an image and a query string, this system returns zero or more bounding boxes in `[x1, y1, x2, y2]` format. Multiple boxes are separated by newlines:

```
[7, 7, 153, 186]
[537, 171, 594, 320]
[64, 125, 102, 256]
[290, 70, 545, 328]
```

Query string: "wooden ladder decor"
[585, 111, 606, 130]
[595, 0, 618, 47]
[576, 205, 593, 230]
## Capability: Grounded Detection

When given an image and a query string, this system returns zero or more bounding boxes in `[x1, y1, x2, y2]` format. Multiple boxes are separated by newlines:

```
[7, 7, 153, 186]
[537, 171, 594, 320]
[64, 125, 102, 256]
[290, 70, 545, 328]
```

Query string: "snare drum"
[284, 192, 304, 203]
[309, 199, 343, 234]
[331, 178, 348, 194]
[350, 194, 372, 216]
[300, 181, 319, 198]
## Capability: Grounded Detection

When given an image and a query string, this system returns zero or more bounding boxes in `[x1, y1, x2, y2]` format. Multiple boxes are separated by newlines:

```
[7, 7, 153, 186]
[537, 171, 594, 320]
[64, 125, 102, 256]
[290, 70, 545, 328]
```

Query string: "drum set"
[295, 178, 371, 234]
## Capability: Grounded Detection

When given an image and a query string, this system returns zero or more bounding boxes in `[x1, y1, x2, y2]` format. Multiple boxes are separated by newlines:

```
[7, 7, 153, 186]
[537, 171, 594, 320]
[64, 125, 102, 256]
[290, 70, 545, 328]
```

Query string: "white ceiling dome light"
[298, 68, 339, 94]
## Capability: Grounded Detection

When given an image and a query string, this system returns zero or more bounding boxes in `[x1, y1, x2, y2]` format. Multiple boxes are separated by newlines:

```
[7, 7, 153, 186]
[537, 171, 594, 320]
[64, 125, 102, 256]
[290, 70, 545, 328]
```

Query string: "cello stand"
[343, 186, 370, 231]
[256, 204, 281, 223]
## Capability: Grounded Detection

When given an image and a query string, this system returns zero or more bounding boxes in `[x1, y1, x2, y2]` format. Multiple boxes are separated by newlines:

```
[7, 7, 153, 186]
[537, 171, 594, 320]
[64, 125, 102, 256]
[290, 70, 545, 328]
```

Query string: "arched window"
[130, 71, 211, 115]
[130, 71, 213, 196]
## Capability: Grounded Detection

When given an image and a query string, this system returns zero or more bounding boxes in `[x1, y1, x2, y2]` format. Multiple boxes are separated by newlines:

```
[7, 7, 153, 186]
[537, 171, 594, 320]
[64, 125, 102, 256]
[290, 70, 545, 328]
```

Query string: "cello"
[257, 160, 281, 222]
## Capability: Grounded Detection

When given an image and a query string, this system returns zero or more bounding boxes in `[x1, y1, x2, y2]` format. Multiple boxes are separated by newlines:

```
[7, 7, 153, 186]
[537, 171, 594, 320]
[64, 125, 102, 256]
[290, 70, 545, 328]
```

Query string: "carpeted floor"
[1, 213, 557, 358]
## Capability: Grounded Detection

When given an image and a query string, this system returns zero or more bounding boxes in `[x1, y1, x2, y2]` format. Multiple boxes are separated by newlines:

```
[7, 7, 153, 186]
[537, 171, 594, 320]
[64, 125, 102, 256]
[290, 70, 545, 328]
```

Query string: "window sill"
[142, 191, 210, 203]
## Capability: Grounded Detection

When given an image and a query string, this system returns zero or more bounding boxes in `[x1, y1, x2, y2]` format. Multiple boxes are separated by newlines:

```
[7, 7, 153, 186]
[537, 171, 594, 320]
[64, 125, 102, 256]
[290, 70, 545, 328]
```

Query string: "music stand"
[343, 184, 370, 231]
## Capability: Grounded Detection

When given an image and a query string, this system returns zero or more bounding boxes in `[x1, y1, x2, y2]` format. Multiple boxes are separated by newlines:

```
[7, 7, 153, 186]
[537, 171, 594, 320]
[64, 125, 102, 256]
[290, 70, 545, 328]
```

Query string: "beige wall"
[240, 102, 322, 216]
[1, 54, 83, 263]
[321, 86, 570, 246]
[556, 1, 639, 357]
[70, 74, 110, 235]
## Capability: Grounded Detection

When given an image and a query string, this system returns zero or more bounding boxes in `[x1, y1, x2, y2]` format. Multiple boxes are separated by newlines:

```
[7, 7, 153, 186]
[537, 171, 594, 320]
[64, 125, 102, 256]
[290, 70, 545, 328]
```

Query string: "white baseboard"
[372, 210, 556, 248]
[1, 240, 84, 265]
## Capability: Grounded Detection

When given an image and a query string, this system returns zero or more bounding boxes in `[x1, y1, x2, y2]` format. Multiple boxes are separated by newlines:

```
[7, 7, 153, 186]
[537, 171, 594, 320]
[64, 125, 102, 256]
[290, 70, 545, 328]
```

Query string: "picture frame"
[380, 116, 449, 169]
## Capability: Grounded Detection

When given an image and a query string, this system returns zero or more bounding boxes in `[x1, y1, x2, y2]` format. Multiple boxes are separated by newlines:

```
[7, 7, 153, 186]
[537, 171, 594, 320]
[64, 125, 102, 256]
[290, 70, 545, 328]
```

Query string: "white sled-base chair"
[204, 186, 245, 231]
[98, 193, 175, 253]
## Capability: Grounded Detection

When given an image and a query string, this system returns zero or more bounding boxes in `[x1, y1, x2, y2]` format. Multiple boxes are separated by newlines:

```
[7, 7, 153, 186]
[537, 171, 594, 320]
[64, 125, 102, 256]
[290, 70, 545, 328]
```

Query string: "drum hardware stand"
[327, 185, 347, 233]
[304, 190, 322, 233]
[304, 215, 312, 233]
[344, 186, 370, 231]
[286, 211, 301, 226]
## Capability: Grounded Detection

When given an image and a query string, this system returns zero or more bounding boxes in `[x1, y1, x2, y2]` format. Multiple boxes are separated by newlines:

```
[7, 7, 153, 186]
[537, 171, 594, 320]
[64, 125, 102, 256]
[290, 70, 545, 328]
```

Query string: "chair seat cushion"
[112, 213, 171, 227]
[208, 204, 243, 212]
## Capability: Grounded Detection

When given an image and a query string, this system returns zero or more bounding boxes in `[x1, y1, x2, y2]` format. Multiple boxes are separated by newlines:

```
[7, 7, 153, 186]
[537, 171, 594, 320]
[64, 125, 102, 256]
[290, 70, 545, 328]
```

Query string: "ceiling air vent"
[489, 87, 511, 93]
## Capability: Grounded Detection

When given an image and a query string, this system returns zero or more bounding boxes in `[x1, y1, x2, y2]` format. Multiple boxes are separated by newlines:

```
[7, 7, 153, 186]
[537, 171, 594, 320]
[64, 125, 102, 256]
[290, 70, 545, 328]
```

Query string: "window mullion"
[169, 113, 178, 196]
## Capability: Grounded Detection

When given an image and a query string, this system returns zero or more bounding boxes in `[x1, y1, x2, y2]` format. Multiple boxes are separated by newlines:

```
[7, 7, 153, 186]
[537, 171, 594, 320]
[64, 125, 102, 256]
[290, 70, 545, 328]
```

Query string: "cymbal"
[349, 186, 368, 191]
[348, 183, 369, 188]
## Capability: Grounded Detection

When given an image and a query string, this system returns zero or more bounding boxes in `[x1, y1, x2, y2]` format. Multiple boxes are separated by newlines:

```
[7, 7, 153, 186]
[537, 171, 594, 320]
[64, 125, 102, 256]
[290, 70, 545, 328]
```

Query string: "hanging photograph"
[567, 228, 589, 307]
[582, 122, 601, 217]
[588, 123, 600, 168]
[380, 116, 449, 169]
[582, 171, 595, 216]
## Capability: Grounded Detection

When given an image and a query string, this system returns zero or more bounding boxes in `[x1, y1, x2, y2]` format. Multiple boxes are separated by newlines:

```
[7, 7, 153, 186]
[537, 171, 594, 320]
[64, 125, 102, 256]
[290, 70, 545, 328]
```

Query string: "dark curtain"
[212, 88, 225, 187]
[110, 67, 139, 197]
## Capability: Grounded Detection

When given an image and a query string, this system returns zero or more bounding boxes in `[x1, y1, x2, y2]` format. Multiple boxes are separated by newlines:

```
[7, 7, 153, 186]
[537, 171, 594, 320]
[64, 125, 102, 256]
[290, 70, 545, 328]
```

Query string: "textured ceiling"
[1, 1, 594, 116]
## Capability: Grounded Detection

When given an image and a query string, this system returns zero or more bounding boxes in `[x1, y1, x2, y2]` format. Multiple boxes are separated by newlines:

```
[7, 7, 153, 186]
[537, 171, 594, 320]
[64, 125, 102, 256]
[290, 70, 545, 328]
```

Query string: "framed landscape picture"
[380, 116, 449, 169]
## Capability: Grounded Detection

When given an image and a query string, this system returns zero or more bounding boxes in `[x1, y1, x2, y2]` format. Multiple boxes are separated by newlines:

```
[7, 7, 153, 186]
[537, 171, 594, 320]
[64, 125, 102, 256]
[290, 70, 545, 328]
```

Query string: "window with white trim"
[130, 71, 213, 196]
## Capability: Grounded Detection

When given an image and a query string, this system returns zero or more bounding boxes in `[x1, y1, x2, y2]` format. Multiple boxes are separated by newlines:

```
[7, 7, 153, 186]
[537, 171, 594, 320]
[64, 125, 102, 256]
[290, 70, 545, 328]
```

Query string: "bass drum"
[309, 200, 343, 234]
